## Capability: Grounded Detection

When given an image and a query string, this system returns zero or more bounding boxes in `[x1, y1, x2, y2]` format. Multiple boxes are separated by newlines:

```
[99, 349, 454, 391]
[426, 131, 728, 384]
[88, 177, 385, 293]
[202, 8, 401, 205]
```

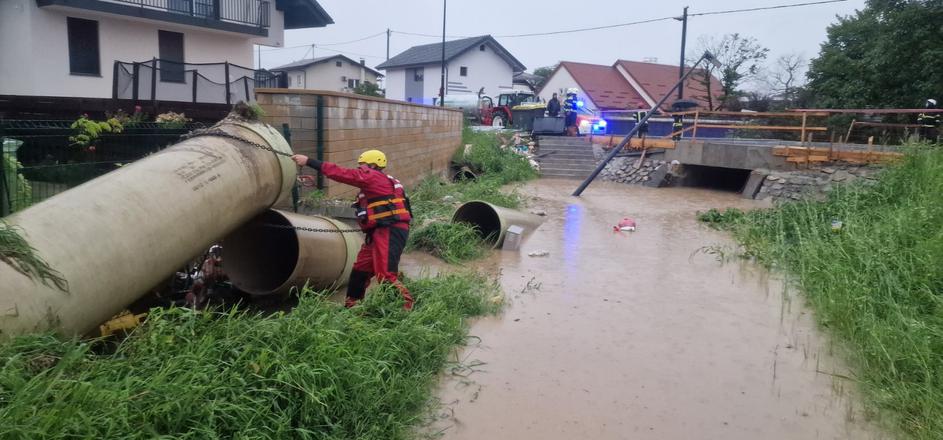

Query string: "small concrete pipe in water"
[451, 201, 544, 248]
[0, 115, 296, 337]
[223, 210, 363, 296]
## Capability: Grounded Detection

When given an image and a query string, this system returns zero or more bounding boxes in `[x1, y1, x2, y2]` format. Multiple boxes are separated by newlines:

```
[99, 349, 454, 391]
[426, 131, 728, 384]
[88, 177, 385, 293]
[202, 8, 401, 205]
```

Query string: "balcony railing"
[100, 0, 270, 27]
[113, 59, 287, 105]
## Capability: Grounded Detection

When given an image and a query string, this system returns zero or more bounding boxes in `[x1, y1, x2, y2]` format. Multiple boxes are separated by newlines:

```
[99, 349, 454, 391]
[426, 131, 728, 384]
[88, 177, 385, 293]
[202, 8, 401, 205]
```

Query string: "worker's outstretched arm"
[291, 154, 370, 188]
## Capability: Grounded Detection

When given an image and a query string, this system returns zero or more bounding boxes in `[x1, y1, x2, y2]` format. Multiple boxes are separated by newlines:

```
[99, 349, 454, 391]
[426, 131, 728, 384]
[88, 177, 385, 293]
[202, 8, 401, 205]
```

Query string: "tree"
[806, 0, 943, 109]
[690, 33, 769, 110]
[531, 65, 557, 90]
[766, 54, 807, 109]
[353, 81, 384, 98]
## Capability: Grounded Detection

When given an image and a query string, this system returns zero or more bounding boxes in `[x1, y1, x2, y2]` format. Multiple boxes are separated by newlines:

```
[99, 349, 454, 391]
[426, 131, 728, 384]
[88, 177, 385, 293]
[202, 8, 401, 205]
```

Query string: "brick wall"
[256, 89, 463, 201]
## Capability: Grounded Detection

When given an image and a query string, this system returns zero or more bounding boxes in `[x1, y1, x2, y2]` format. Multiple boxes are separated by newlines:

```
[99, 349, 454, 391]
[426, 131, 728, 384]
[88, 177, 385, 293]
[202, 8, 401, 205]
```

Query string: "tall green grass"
[703, 148, 943, 439]
[408, 128, 535, 262]
[0, 273, 502, 439]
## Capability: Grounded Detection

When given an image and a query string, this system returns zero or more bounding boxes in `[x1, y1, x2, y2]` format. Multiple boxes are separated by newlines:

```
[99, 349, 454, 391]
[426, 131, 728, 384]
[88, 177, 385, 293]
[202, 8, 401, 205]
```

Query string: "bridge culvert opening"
[679, 165, 752, 192]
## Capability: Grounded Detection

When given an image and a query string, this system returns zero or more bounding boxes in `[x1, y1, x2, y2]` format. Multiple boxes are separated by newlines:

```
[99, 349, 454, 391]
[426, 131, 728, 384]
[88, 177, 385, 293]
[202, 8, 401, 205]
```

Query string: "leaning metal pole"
[572, 52, 715, 197]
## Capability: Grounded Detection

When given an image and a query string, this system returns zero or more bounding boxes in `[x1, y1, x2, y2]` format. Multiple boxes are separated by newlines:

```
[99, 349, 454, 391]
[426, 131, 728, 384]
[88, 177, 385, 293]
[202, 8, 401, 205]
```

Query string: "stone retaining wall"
[755, 164, 883, 202]
[598, 157, 667, 184]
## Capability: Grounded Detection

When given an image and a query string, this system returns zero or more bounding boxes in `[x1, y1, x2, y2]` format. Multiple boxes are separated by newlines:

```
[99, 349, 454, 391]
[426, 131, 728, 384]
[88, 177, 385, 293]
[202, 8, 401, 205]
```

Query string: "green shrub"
[2, 153, 32, 212]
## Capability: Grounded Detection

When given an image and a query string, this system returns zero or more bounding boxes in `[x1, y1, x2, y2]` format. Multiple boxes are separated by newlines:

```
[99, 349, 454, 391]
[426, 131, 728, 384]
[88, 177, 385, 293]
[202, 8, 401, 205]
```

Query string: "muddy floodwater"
[403, 179, 887, 440]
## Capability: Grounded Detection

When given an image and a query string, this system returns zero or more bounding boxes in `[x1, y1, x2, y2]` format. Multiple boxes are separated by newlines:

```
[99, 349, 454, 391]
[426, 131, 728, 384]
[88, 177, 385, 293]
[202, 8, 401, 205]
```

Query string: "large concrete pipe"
[223, 210, 363, 295]
[0, 115, 296, 337]
[452, 201, 543, 248]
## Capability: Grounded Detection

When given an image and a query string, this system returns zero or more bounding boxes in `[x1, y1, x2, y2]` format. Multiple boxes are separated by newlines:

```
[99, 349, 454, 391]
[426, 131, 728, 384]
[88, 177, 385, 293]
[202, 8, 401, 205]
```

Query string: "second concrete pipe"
[223, 210, 363, 296]
[452, 201, 543, 248]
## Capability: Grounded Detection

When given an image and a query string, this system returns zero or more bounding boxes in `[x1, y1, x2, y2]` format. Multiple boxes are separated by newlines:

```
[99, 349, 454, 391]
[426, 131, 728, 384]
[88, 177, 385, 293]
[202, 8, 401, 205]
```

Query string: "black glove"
[306, 158, 323, 170]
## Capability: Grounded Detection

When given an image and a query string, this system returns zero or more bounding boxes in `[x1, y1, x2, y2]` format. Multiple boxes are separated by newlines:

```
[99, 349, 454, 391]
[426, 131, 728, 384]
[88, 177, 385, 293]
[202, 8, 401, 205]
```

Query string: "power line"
[690, 0, 848, 17]
[394, 0, 848, 40]
[314, 46, 385, 60]
[391, 30, 469, 39]
[316, 31, 387, 46]
[495, 16, 676, 38]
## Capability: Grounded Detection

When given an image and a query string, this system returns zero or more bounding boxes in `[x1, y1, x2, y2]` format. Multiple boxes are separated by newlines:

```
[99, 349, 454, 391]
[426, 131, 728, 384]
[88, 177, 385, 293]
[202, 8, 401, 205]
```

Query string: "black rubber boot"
[345, 270, 371, 307]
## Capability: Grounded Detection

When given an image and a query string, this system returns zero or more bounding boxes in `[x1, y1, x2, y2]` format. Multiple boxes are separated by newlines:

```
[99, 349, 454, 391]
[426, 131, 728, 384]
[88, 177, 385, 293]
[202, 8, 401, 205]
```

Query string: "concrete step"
[539, 165, 596, 174]
[537, 147, 595, 154]
[540, 161, 597, 168]
[537, 136, 592, 144]
[539, 171, 587, 179]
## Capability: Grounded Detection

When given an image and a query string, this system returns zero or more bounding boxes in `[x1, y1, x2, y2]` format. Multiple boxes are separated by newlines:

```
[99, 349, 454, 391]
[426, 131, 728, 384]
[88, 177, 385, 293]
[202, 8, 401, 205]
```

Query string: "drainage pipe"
[223, 210, 363, 296]
[0, 117, 296, 337]
[452, 201, 543, 248]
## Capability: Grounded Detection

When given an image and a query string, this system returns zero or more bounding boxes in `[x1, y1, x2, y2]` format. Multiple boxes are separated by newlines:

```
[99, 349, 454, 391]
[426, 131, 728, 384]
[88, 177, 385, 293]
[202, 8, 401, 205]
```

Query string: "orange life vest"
[354, 174, 412, 229]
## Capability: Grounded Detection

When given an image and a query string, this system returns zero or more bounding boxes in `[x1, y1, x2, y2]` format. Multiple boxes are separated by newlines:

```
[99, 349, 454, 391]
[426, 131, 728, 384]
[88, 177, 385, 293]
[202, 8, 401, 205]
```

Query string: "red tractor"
[479, 91, 540, 127]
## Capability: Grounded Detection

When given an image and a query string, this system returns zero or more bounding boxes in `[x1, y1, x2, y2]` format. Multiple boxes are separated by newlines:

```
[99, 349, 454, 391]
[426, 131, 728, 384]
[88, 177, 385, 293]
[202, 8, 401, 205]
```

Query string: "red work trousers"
[346, 225, 413, 309]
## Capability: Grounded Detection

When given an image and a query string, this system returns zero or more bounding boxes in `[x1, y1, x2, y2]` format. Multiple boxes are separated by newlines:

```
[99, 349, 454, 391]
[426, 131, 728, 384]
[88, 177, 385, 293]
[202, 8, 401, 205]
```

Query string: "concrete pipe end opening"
[223, 210, 300, 296]
[452, 201, 503, 247]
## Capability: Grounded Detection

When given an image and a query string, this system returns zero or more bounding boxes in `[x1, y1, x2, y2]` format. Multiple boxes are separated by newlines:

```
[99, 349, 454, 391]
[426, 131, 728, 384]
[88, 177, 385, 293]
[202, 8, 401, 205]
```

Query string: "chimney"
[360, 58, 365, 66]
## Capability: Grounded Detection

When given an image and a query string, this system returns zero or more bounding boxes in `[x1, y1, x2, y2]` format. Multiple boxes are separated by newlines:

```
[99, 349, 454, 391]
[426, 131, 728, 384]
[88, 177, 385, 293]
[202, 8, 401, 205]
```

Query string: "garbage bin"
[533, 116, 566, 135]
[511, 104, 545, 131]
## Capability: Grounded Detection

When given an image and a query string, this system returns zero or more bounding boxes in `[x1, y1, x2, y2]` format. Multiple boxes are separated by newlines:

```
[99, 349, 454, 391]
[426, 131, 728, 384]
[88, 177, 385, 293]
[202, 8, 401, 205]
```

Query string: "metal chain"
[181, 129, 294, 157]
[183, 130, 364, 234]
[262, 223, 363, 233]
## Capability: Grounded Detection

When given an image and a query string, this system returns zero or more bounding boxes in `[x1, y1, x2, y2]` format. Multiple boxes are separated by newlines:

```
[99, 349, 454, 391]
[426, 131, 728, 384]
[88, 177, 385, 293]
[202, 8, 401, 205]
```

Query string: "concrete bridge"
[537, 135, 900, 199]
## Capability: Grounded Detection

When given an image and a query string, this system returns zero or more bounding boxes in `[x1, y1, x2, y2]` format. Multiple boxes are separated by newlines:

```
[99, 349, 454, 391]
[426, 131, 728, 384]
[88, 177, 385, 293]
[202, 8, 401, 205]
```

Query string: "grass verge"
[407, 128, 536, 262]
[0, 272, 502, 439]
[701, 147, 943, 439]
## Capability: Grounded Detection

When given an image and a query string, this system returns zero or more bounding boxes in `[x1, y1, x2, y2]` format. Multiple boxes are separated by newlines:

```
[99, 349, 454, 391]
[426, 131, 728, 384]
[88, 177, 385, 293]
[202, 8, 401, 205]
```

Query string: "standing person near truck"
[564, 89, 579, 135]
[547, 93, 561, 117]
[291, 150, 414, 311]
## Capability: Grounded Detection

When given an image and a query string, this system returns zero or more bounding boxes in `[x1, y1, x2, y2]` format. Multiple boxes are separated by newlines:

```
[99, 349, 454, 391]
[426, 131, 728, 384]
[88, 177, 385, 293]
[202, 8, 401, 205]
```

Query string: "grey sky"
[257, 0, 866, 86]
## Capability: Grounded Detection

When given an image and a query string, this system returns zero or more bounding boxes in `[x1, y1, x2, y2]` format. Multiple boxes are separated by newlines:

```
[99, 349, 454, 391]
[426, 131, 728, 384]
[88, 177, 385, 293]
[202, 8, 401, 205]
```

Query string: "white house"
[273, 55, 383, 93]
[376, 35, 525, 105]
[0, 0, 332, 114]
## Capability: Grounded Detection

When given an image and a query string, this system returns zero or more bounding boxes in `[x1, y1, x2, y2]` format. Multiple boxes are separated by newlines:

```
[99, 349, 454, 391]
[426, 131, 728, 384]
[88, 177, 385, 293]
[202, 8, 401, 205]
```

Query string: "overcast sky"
[256, 0, 866, 87]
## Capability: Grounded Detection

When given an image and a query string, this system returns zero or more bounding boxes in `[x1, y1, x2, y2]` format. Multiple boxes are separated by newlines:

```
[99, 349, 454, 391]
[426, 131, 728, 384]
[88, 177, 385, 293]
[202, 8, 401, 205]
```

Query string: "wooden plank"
[787, 155, 830, 163]
[695, 124, 828, 131]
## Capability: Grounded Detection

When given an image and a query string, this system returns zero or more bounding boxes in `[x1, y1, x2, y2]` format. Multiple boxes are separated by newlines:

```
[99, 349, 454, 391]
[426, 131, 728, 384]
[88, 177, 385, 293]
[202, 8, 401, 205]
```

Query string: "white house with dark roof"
[273, 54, 383, 92]
[0, 0, 332, 115]
[376, 35, 525, 105]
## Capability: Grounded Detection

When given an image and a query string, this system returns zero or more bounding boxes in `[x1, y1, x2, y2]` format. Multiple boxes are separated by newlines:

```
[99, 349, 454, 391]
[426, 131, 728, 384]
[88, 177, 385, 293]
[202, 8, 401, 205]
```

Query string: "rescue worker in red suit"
[291, 150, 414, 310]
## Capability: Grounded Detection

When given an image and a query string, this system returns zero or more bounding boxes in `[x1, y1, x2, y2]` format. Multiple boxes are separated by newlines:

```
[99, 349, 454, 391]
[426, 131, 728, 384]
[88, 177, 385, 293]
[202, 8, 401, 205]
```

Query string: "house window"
[460, 66, 468, 76]
[413, 69, 423, 82]
[288, 76, 292, 87]
[158, 30, 185, 83]
[67, 17, 100, 76]
[479, 44, 485, 51]
[336, 61, 342, 67]
[348, 79, 361, 89]
[297, 75, 302, 87]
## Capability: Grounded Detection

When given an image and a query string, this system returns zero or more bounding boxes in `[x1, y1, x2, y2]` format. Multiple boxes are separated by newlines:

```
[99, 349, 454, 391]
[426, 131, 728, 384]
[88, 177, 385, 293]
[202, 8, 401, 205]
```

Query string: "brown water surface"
[403, 179, 887, 440]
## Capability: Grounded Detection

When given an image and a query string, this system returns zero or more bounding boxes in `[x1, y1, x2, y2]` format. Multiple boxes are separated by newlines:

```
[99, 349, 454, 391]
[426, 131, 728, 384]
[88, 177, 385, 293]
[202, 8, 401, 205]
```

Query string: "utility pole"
[386, 28, 391, 61]
[439, 0, 446, 107]
[676, 6, 688, 100]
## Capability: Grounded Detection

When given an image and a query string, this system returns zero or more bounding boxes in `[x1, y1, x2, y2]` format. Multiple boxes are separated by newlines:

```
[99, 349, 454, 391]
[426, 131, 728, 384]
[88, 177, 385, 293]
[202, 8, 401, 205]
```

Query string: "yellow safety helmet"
[358, 149, 387, 168]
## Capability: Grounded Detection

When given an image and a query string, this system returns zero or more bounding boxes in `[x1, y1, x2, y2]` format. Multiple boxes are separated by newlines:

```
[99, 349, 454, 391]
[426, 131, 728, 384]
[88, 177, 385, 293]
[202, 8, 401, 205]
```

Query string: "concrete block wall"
[255, 88, 464, 200]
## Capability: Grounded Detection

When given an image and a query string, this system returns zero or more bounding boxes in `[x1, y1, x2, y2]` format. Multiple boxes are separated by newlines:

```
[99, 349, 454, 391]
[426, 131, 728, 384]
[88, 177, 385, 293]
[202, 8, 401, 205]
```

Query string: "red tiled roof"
[614, 59, 723, 110]
[556, 61, 648, 110]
